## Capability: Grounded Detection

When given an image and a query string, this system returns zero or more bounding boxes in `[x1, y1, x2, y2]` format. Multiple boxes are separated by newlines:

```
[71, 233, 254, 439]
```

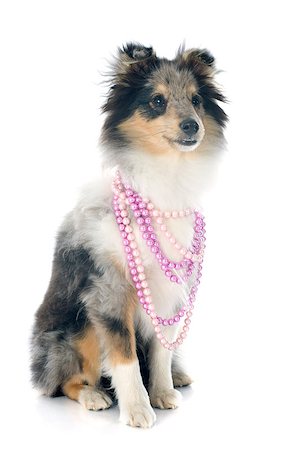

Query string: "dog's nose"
[180, 118, 199, 136]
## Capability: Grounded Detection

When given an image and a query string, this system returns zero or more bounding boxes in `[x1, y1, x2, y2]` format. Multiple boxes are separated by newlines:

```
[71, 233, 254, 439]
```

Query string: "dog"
[30, 43, 227, 428]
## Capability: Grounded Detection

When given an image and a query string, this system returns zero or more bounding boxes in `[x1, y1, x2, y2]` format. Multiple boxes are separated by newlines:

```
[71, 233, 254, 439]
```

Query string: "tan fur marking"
[154, 83, 169, 98]
[119, 110, 179, 155]
[75, 327, 101, 385]
[62, 327, 101, 401]
[62, 374, 86, 401]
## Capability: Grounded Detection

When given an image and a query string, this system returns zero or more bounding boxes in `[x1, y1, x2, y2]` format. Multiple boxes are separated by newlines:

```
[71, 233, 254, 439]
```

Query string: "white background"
[1, 0, 286, 448]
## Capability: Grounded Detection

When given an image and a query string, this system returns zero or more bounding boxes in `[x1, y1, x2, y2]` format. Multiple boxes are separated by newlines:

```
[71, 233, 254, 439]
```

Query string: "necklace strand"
[112, 171, 206, 350]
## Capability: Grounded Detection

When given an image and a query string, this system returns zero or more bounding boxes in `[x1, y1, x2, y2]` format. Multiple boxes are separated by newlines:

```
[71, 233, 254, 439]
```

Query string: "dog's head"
[102, 43, 227, 155]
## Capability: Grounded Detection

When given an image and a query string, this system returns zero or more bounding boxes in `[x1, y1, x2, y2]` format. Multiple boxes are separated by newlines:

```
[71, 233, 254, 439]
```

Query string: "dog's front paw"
[120, 402, 156, 428]
[150, 388, 182, 409]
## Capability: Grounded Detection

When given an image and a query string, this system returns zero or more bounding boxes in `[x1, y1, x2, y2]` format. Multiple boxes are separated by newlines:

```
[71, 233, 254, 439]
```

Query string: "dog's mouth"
[164, 136, 198, 148]
[174, 139, 197, 146]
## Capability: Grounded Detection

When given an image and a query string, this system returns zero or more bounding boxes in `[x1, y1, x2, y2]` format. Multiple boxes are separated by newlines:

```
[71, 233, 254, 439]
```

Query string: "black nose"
[180, 118, 199, 137]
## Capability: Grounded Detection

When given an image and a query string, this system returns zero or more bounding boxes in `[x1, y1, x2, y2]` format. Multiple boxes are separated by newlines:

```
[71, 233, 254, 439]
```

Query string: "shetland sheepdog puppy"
[30, 43, 227, 428]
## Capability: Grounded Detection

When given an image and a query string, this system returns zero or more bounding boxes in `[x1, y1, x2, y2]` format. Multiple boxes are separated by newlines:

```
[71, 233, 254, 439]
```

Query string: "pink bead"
[145, 295, 152, 303]
[179, 210, 185, 217]
[139, 225, 146, 232]
[147, 203, 154, 210]
[160, 338, 167, 345]
[175, 243, 181, 250]
[134, 257, 142, 265]
[152, 210, 159, 217]
[160, 224, 167, 231]
[141, 280, 148, 288]
[145, 217, 151, 224]
[185, 208, 190, 216]
[150, 311, 156, 319]
[135, 282, 141, 289]
[136, 217, 145, 225]
[125, 225, 133, 233]
[143, 288, 151, 296]
[164, 211, 171, 218]
[172, 211, 178, 218]
[128, 261, 135, 268]
[157, 332, 163, 340]
[148, 304, 155, 311]
[130, 268, 137, 275]
[122, 218, 130, 225]
[165, 231, 171, 238]
[170, 275, 177, 282]
[130, 241, 137, 249]
[169, 236, 176, 244]
[168, 318, 174, 325]
[137, 290, 143, 297]
[138, 273, 146, 280]
[174, 315, 180, 322]
[120, 210, 128, 217]
[127, 233, 135, 241]
[152, 318, 159, 326]
[132, 249, 139, 257]
[154, 325, 161, 333]
[180, 248, 187, 255]
[137, 265, 144, 273]
[156, 217, 163, 224]
[163, 319, 168, 326]
[151, 246, 158, 253]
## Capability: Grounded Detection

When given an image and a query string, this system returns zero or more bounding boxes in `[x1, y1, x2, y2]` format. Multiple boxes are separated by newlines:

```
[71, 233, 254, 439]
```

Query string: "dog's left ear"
[110, 42, 157, 84]
[177, 47, 216, 77]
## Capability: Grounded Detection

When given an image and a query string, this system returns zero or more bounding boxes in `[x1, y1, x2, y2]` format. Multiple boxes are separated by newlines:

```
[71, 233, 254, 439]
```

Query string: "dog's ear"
[177, 46, 216, 77]
[109, 42, 157, 84]
[121, 42, 155, 62]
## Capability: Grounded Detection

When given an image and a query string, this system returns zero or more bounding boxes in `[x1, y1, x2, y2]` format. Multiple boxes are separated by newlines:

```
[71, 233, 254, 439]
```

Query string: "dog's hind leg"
[62, 326, 112, 411]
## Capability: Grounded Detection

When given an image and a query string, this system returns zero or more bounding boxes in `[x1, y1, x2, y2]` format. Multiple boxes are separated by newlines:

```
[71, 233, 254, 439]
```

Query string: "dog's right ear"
[109, 42, 157, 84]
[121, 43, 154, 61]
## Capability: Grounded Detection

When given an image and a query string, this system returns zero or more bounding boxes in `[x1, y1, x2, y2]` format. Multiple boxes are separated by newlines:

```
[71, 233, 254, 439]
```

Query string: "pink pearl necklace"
[112, 171, 206, 351]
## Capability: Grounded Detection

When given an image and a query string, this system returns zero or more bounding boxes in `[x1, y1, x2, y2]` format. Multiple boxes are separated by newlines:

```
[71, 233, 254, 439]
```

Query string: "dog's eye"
[151, 94, 166, 111]
[192, 95, 202, 107]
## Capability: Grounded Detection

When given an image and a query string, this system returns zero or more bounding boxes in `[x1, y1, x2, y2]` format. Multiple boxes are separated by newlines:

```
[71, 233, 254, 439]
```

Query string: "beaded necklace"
[112, 171, 206, 350]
